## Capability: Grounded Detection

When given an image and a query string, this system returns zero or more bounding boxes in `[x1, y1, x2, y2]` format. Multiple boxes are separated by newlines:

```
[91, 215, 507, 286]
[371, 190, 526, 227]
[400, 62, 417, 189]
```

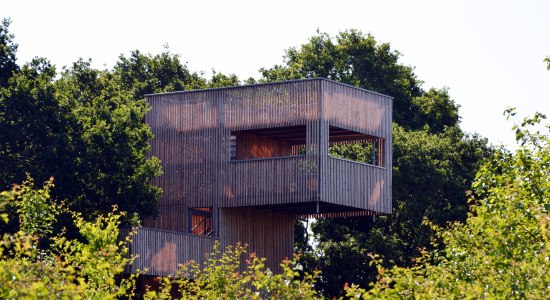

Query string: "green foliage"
[0, 177, 135, 299]
[329, 142, 375, 164]
[113, 49, 207, 100]
[0, 18, 18, 88]
[411, 87, 459, 134]
[145, 243, 320, 300]
[54, 59, 162, 218]
[348, 111, 550, 298]
[206, 71, 240, 88]
[14, 175, 58, 237]
[0, 58, 62, 191]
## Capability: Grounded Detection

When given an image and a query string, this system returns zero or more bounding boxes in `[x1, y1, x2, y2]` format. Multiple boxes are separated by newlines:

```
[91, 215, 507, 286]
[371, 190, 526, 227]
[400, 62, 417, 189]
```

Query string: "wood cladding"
[144, 203, 187, 232]
[145, 78, 392, 218]
[319, 80, 392, 215]
[219, 207, 295, 273]
[121, 227, 217, 277]
[224, 156, 317, 208]
[124, 208, 294, 277]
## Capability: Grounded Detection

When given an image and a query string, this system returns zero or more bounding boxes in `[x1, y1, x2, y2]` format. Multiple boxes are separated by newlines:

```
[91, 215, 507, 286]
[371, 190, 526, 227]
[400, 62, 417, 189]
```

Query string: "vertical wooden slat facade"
[130, 78, 393, 277]
[219, 207, 295, 273]
[318, 80, 393, 216]
[121, 227, 218, 277]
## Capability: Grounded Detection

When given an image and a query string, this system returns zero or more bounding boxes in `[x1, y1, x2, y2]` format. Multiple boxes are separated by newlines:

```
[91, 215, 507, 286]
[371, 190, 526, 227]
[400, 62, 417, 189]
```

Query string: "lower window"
[188, 207, 213, 236]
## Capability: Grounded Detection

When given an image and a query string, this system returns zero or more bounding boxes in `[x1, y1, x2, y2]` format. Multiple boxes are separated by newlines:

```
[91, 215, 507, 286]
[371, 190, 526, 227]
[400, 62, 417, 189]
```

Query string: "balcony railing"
[223, 155, 318, 207]
[221, 154, 390, 215]
[324, 156, 390, 214]
[121, 227, 218, 277]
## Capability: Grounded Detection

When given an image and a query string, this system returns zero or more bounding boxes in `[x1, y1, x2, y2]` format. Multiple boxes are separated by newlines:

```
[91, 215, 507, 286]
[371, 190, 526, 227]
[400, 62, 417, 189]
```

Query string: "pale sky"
[3, 0, 549, 148]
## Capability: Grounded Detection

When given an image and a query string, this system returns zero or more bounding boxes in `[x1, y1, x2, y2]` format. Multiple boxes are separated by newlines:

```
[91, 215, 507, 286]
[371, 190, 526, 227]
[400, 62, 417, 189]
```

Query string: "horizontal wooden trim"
[230, 154, 306, 163]
[145, 78, 394, 100]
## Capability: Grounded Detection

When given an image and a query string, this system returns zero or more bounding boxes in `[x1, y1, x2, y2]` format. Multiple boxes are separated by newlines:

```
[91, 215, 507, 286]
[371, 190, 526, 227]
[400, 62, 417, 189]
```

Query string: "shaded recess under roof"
[231, 125, 381, 145]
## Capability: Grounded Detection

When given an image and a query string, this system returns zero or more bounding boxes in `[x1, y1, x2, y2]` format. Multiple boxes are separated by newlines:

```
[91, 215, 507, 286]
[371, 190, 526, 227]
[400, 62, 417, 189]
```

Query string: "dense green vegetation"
[0, 177, 135, 298]
[348, 110, 550, 298]
[1, 18, 549, 298]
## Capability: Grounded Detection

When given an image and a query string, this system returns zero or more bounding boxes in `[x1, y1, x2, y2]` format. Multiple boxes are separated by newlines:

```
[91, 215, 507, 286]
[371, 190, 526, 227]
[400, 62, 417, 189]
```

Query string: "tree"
[348, 110, 550, 298]
[260, 30, 459, 132]
[53, 59, 162, 218]
[0, 56, 162, 220]
[206, 70, 240, 88]
[113, 49, 241, 99]
[0, 58, 62, 191]
[0, 18, 18, 88]
[113, 49, 207, 100]
[411, 87, 460, 134]
[0, 21, 164, 220]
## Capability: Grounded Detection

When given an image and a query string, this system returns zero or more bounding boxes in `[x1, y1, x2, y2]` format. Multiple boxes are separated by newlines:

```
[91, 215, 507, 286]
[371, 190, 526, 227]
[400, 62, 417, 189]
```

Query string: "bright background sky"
[3, 0, 549, 148]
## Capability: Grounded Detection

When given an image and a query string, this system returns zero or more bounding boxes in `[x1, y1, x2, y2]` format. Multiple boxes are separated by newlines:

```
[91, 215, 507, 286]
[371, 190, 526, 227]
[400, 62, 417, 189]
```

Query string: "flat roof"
[144, 77, 393, 100]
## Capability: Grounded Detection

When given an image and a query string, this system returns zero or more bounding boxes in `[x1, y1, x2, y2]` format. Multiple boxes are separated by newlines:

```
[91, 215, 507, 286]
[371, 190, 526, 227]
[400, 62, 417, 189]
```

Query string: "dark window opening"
[230, 125, 307, 160]
[228, 125, 384, 166]
[189, 207, 213, 236]
[328, 126, 384, 166]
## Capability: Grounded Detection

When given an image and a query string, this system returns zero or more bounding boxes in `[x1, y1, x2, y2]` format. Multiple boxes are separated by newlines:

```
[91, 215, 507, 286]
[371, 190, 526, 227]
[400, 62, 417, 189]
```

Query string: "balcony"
[222, 155, 317, 208]
[220, 154, 389, 216]
[121, 227, 218, 277]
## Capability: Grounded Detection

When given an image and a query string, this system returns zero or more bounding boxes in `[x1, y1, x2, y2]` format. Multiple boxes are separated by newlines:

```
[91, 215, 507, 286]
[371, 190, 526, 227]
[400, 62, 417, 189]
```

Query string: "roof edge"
[144, 77, 394, 100]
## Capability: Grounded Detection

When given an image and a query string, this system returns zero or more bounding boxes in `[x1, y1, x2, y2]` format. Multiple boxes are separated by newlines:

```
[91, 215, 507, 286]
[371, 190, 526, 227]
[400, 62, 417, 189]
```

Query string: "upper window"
[228, 125, 384, 166]
[230, 125, 307, 160]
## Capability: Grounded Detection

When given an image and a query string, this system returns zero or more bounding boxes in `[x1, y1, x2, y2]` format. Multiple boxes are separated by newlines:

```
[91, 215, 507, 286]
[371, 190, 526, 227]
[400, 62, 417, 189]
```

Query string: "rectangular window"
[230, 125, 307, 160]
[188, 207, 213, 236]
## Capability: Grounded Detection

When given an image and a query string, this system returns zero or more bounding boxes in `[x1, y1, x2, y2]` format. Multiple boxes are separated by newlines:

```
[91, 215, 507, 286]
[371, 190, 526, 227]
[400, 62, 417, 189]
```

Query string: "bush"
[0, 176, 135, 299]
[347, 111, 550, 299]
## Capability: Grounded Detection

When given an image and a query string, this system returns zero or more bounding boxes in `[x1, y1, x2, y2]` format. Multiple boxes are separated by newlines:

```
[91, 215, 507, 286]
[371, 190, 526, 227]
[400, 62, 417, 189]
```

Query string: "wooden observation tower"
[125, 78, 393, 276]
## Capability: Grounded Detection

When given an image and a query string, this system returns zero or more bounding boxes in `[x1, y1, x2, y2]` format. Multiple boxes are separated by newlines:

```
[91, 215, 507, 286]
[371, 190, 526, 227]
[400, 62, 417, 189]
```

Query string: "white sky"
[3, 0, 550, 148]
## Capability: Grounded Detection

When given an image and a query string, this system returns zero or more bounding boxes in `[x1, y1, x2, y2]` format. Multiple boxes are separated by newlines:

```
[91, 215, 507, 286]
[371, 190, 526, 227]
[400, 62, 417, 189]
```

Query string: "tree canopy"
[0, 52, 162, 219]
